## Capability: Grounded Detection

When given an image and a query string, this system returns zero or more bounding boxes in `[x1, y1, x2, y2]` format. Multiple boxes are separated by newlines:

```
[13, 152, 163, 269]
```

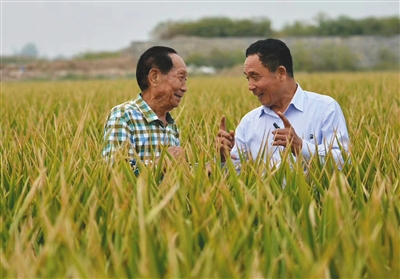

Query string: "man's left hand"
[271, 111, 302, 156]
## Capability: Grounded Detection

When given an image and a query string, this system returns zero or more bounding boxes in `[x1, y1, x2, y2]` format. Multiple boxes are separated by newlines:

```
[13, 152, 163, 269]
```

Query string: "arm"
[102, 108, 136, 167]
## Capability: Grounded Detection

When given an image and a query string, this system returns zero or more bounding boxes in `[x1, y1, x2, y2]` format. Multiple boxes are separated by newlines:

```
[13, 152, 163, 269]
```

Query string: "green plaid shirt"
[102, 94, 180, 167]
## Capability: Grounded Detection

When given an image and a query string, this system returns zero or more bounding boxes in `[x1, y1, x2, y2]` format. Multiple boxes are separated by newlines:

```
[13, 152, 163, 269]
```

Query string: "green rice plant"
[1, 72, 399, 278]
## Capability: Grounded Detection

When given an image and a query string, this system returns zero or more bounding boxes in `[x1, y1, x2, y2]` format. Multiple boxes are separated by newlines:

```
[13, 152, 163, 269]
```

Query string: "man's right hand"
[154, 146, 184, 166]
[216, 116, 235, 162]
[167, 146, 184, 160]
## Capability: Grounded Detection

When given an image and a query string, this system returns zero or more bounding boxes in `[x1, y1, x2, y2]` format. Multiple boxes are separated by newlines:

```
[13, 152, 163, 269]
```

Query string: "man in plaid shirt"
[102, 46, 187, 173]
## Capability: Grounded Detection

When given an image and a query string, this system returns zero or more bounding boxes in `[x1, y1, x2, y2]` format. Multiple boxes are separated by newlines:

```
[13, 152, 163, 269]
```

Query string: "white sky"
[1, 0, 399, 59]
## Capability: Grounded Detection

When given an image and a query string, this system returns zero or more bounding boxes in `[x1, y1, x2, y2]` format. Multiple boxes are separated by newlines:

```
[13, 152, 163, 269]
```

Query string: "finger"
[220, 115, 226, 131]
[229, 130, 235, 145]
[272, 130, 284, 138]
[217, 130, 230, 137]
[218, 144, 232, 154]
[277, 111, 291, 128]
[219, 138, 233, 149]
[274, 133, 290, 142]
[273, 139, 287, 147]
[217, 131, 234, 143]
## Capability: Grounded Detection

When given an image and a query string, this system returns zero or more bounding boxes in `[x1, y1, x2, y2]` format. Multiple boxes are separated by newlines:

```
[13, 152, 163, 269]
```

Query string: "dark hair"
[136, 46, 177, 91]
[246, 38, 294, 78]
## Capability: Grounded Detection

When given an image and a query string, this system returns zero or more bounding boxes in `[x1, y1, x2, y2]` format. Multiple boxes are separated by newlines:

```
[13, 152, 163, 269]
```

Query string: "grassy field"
[1, 72, 399, 278]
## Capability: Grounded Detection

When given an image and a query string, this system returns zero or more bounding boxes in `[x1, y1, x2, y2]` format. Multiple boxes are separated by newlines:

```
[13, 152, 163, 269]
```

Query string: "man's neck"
[271, 81, 297, 114]
[142, 92, 168, 124]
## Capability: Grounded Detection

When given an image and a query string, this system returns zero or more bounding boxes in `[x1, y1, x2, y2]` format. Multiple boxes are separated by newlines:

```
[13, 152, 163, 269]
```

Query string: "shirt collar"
[259, 83, 305, 117]
[290, 83, 305, 112]
[134, 93, 175, 124]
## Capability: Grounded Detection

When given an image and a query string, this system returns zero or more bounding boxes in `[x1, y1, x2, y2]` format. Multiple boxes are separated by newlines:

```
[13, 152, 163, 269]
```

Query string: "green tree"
[151, 17, 273, 39]
[280, 21, 317, 36]
[280, 13, 400, 37]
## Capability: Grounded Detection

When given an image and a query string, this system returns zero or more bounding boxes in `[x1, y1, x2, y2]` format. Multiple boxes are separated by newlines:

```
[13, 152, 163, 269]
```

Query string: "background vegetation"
[184, 42, 399, 72]
[2, 14, 398, 82]
[186, 49, 244, 70]
[279, 14, 399, 37]
[151, 17, 273, 39]
[148, 14, 400, 72]
[151, 14, 400, 39]
[2, 72, 399, 278]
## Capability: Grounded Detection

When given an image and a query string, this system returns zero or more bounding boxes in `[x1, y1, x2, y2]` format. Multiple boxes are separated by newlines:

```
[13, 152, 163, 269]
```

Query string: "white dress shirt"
[231, 83, 350, 168]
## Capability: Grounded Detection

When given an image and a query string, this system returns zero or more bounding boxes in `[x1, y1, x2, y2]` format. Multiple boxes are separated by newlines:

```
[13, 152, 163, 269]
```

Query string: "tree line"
[151, 13, 399, 39]
[185, 43, 399, 72]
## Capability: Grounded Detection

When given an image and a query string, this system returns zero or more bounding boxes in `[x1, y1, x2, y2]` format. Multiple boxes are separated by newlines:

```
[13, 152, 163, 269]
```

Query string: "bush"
[374, 47, 399, 70]
[292, 43, 359, 72]
[186, 48, 244, 69]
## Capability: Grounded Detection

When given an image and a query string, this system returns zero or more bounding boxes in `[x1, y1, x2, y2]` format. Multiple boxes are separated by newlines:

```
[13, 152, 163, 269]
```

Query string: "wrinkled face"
[244, 54, 282, 107]
[156, 53, 188, 110]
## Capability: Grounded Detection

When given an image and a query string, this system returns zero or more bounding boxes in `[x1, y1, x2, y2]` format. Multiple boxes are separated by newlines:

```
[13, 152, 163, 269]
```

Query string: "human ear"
[149, 68, 159, 87]
[277, 66, 287, 81]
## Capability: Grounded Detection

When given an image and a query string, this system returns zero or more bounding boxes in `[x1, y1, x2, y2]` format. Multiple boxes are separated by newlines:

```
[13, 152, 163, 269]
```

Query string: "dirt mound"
[1, 55, 137, 81]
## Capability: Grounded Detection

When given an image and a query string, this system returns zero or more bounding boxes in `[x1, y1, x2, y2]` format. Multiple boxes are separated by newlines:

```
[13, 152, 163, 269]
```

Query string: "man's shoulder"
[113, 99, 139, 111]
[108, 99, 141, 118]
[302, 90, 336, 105]
[241, 106, 263, 121]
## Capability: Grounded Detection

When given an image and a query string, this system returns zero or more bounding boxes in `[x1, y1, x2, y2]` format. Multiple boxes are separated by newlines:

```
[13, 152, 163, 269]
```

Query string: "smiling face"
[244, 54, 284, 108]
[153, 53, 188, 111]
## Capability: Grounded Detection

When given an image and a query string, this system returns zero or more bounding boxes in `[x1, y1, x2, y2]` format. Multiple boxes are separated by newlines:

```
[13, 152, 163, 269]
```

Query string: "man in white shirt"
[217, 38, 350, 169]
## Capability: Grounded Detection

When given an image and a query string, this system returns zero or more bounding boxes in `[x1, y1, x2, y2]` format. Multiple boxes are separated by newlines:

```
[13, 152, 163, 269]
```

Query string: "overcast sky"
[1, 0, 399, 59]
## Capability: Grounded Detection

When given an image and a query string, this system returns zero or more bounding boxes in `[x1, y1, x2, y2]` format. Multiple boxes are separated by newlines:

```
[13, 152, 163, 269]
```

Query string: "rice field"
[1, 72, 399, 278]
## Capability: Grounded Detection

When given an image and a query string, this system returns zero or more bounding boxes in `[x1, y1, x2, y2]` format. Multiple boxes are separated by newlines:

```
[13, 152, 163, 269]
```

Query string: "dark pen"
[273, 123, 280, 129]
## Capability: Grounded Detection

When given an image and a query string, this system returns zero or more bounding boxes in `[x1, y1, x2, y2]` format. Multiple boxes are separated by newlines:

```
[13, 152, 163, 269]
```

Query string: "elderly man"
[217, 38, 350, 170]
[102, 46, 187, 172]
